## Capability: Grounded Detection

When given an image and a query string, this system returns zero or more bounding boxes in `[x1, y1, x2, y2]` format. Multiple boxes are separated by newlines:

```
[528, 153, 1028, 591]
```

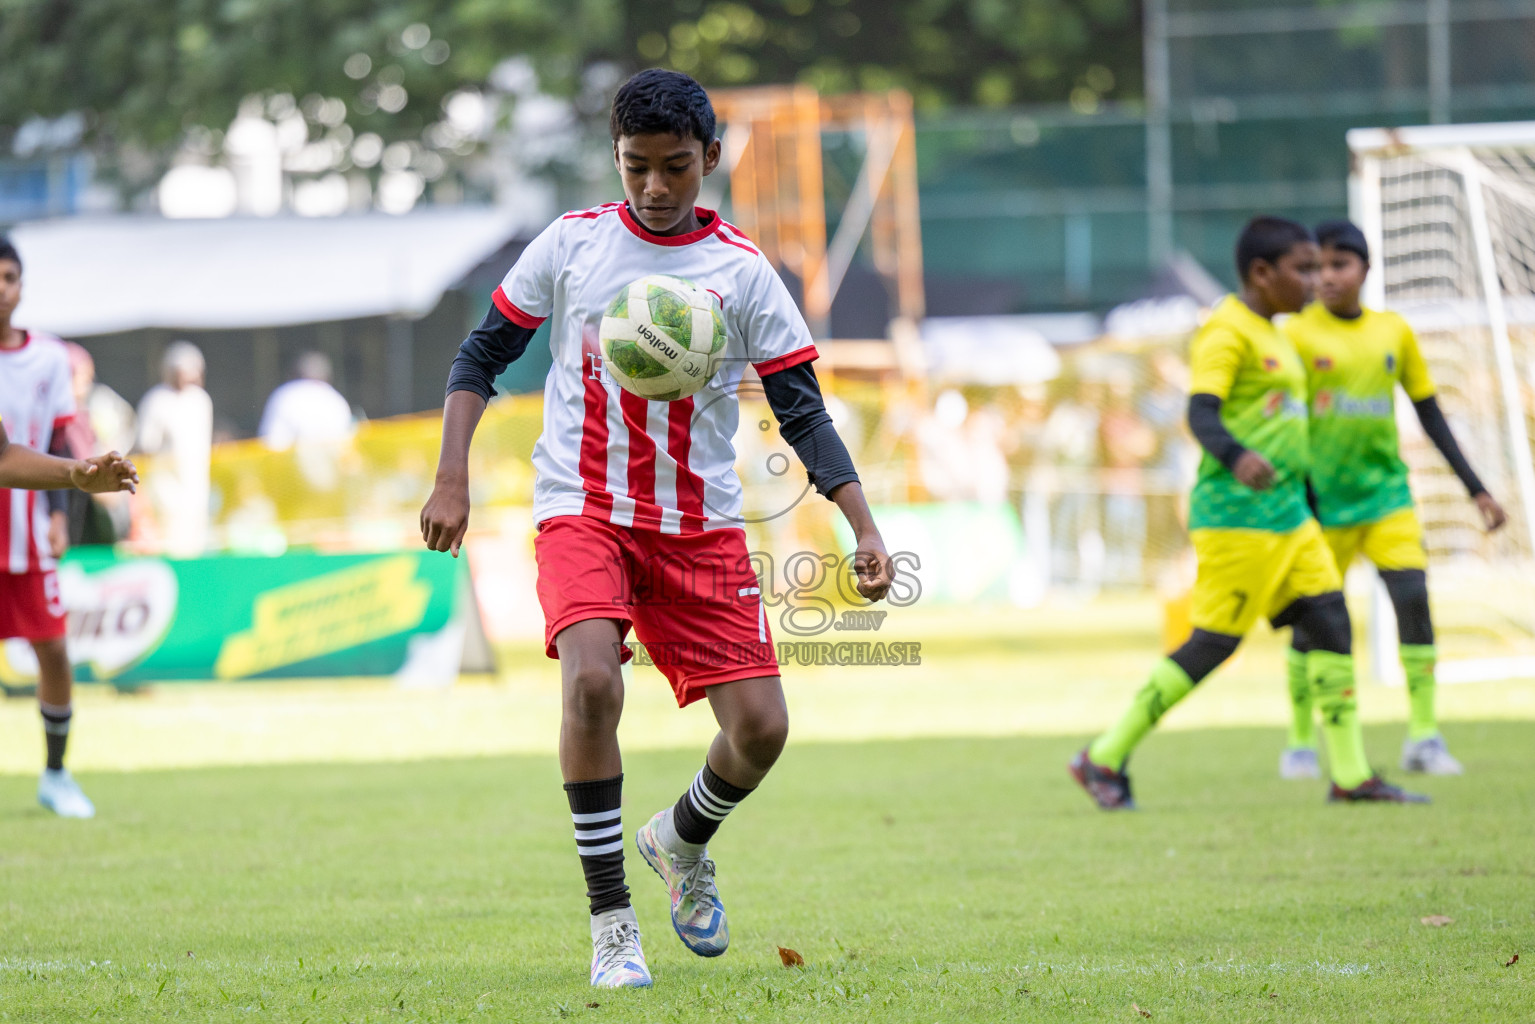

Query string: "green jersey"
[1188, 295, 1311, 533]
[1284, 302, 1437, 527]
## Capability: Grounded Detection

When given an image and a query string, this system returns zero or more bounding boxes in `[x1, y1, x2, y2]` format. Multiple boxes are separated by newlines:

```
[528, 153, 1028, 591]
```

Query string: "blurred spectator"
[962, 396, 1011, 505]
[1139, 347, 1198, 561]
[60, 343, 132, 544]
[66, 343, 136, 456]
[917, 389, 970, 501]
[1100, 376, 1157, 584]
[137, 341, 213, 557]
[1040, 378, 1105, 589]
[916, 388, 1008, 504]
[1138, 348, 1189, 441]
[259, 351, 355, 449]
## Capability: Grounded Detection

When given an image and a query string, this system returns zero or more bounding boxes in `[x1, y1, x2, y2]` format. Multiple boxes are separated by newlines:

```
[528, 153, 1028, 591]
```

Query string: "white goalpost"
[1349, 121, 1535, 685]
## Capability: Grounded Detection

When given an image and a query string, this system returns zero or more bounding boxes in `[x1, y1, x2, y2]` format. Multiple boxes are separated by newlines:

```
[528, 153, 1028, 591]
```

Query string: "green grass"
[2, 724, 1532, 1022]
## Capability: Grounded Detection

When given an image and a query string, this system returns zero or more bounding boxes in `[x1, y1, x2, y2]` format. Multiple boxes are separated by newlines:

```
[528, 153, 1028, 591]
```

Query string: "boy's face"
[1250, 241, 1319, 315]
[1317, 244, 1368, 313]
[0, 260, 20, 320]
[614, 133, 722, 235]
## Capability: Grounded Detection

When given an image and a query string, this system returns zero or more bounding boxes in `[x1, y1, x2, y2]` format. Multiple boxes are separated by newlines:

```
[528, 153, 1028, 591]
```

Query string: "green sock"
[1401, 644, 1439, 741]
[1308, 650, 1372, 789]
[1285, 646, 1316, 749]
[1089, 659, 1195, 771]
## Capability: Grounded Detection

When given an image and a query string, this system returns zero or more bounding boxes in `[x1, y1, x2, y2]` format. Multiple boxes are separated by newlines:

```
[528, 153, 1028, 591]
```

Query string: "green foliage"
[625, 0, 1140, 111]
[0, 1, 1139, 177]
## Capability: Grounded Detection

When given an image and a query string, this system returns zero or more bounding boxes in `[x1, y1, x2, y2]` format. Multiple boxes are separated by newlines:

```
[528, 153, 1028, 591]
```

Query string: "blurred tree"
[621, 0, 1140, 112]
[0, 0, 1138, 205]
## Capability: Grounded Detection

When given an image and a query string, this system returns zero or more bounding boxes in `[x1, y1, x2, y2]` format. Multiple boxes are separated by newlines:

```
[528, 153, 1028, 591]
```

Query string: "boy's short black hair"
[1314, 219, 1370, 263]
[610, 69, 716, 148]
[1235, 216, 1313, 281]
[0, 237, 20, 272]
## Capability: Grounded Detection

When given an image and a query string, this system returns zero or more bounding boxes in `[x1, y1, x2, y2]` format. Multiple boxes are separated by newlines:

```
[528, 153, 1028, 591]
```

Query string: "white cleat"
[1401, 735, 1464, 776]
[589, 906, 652, 989]
[635, 809, 729, 957]
[1279, 747, 1322, 780]
[38, 769, 95, 818]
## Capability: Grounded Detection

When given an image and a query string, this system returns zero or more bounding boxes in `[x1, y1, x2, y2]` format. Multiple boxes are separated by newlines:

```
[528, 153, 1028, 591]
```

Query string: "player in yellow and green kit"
[1277, 220, 1507, 780]
[1070, 216, 1427, 808]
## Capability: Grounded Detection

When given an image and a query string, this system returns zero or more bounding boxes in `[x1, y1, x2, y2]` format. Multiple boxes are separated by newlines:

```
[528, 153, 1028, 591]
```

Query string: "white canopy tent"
[10, 207, 528, 337]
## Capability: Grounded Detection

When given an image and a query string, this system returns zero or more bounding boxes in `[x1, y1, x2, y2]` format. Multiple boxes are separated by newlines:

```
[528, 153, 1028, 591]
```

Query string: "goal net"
[1350, 122, 1535, 684]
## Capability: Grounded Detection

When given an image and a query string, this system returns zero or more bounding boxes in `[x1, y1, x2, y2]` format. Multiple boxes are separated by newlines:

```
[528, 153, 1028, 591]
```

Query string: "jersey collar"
[617, 203, 721, 247]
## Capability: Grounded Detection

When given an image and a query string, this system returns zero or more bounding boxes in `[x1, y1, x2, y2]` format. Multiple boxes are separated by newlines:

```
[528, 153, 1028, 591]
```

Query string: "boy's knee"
[30, 637, 69, 665]
[1169, 629, 1241, 684]
[565, 664, 623, 726]
[1283, 593, 1351, 655]
[727, 706, 789, 768]
[1380, 569, 1433, 646]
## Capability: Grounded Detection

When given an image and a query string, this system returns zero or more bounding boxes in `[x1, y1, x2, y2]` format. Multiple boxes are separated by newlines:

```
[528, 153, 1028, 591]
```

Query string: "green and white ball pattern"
[599, 274, 727, 402]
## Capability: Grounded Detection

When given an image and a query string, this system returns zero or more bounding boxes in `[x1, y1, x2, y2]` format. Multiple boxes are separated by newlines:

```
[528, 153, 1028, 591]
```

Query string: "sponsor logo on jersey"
[1332, 394, 1393, 417]
[1262, 391, 1306, 418]
[1313, 389, 1334, 414]
[1314, 355, 1334, 371]
[1263, 356, 1280, 372]
[1385, 352, 1397, 372]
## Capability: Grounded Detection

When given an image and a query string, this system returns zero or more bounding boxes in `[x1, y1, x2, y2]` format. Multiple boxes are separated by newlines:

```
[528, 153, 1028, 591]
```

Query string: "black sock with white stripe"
[564, 775, 629, 916]
[662, 762, 754, 858]
[40, 701, 71, 772]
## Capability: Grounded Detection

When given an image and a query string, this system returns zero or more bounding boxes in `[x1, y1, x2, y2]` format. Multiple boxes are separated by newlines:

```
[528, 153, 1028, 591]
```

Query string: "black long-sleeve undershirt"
[759, 361, 860, 499]
[1186, 393, 1248, 471]
[1413, 395, 1486, 497]
[445, 303, 859, 500]
[446, 303, 538, 401]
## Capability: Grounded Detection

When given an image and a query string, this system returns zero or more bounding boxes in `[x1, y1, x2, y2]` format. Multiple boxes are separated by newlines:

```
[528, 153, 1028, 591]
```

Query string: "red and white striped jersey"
[498, 203, 817, 533]
[0, 331, 75, 573]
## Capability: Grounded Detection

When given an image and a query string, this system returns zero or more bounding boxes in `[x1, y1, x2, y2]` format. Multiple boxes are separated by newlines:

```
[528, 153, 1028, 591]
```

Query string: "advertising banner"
[0, 549, 491, 688]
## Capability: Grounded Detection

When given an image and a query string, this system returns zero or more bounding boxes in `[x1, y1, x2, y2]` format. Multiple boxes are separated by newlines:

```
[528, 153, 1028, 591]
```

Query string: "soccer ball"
[599, 274, 727, 402]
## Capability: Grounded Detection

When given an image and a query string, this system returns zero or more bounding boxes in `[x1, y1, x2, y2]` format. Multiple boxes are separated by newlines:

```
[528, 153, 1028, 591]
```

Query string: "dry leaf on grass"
[1133, 1002, 1152, 1018]
[1504, 954, 1519, 968]
[1420, 915, 1453, 927]
[777, 946, 805, 968]
[585, 1002, 599, 1009]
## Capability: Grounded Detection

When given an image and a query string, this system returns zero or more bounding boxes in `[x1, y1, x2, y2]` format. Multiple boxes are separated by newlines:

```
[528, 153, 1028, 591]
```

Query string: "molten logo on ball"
[599, 274, 727, 402]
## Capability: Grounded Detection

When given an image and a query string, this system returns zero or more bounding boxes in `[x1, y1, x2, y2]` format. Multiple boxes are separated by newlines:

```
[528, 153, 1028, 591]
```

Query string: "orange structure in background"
[711, 86, 925, 373]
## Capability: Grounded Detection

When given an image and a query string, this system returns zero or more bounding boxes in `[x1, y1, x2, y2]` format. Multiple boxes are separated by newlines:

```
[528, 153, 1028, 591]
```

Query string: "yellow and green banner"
[0, 549, 489, 688]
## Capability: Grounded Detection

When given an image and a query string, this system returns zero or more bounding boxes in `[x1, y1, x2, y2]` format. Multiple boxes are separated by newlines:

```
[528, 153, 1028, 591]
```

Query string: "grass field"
[1, 598, 1532, 1022]
[1, 726, 1532, 1023]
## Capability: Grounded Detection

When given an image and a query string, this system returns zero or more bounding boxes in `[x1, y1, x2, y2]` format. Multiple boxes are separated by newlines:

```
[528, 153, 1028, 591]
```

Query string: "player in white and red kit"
[420, 71, 893, 988]
[0, 239, 138, 818]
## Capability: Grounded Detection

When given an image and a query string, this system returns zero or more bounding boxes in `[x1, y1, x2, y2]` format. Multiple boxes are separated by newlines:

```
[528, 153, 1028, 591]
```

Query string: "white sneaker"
[589, 906, 652, 989]
[38, 769, 95, 818]
[635, 809, 729, 957]
[1401, 735, 1464, 776]
[1279, 747, 1322, 780]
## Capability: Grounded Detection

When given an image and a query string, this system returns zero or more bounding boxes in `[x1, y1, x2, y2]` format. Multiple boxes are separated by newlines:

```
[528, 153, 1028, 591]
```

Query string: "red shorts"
[534, 515, 778, 707]
[0, 570, 66, 641]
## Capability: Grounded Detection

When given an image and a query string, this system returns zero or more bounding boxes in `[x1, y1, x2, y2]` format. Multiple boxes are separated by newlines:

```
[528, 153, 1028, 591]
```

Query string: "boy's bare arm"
[421, 390, 488, 557]
[828, 480, 892, 602]
[0, 422, 138, 493]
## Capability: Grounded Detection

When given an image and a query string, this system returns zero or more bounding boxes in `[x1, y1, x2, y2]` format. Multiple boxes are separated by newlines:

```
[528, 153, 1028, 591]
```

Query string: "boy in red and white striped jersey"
[421, 70, 892, 988]
[0, 239, 137, 819]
